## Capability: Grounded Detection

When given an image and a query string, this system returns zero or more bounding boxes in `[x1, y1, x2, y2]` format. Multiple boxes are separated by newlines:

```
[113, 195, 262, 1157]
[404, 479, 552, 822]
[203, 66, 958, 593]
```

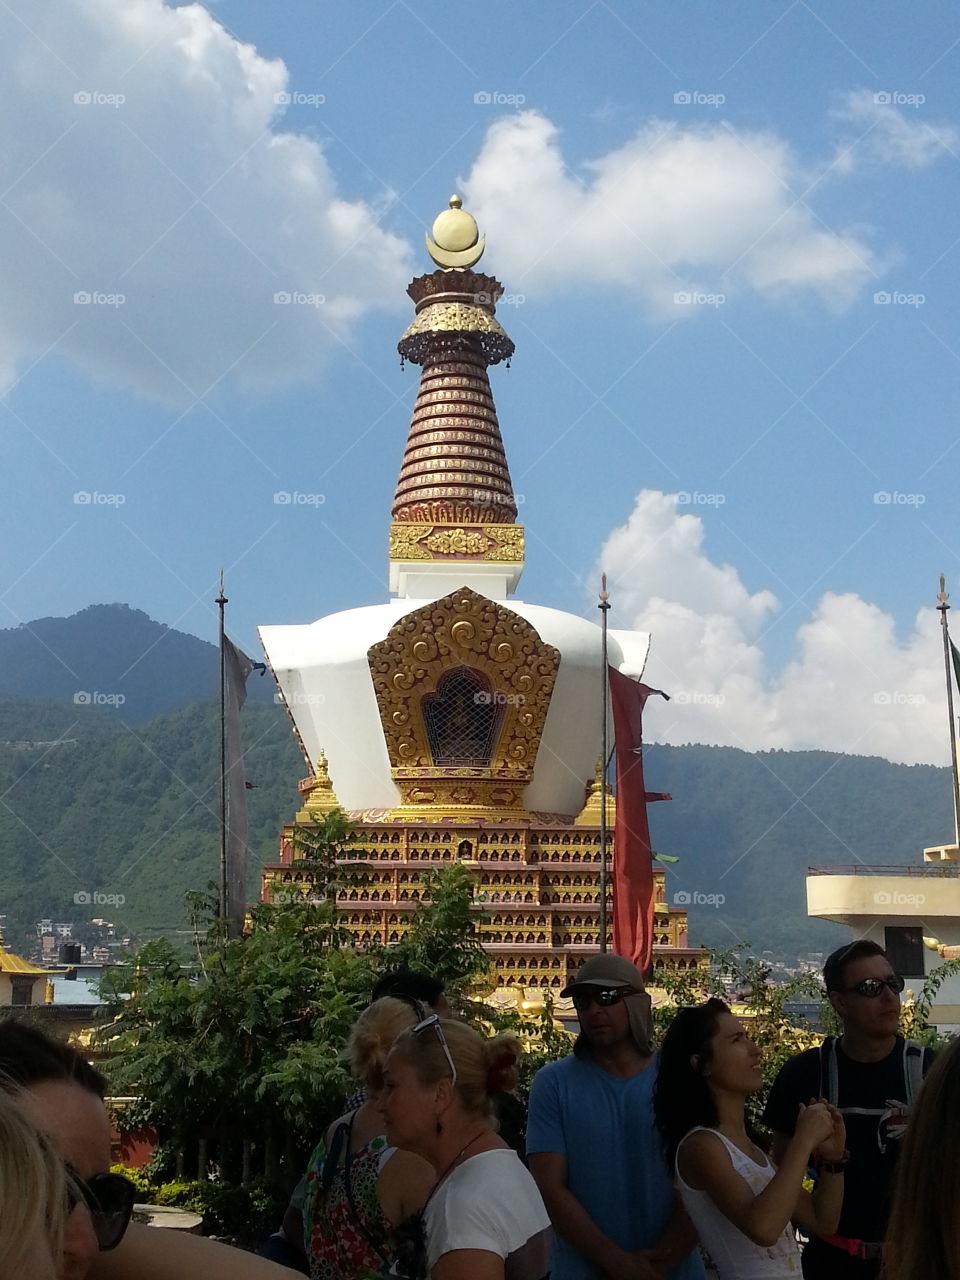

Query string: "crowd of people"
[0, 938, 954, 1279]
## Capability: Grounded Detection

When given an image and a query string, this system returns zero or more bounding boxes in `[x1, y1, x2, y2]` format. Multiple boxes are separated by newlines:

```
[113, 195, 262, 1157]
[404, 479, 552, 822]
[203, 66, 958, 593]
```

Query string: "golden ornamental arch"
[367, 587, 560, 811]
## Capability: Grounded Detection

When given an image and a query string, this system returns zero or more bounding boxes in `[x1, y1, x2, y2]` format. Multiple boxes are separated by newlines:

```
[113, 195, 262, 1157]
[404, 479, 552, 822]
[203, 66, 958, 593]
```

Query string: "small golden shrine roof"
[0, 947, 58, 976]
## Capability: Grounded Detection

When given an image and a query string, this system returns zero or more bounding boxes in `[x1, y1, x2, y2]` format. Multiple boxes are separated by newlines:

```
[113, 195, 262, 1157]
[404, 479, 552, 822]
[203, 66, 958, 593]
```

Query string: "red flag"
[607, 667, 669, 973]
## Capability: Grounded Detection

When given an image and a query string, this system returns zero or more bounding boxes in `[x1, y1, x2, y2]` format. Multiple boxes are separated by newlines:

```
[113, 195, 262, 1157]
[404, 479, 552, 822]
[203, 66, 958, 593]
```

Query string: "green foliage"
[119, 1171, 286, 1246]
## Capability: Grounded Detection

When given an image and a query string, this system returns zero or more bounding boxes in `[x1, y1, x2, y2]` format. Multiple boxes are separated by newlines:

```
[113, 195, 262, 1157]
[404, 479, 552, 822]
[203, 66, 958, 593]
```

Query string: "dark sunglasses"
[572, 986, 637, 1010]
[65, 1165, 136, 1251]
[845, 974, 905, 999]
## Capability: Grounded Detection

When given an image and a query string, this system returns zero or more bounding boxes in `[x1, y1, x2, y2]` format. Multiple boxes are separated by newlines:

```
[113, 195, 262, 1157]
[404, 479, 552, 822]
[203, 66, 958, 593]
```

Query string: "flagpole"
[216, 571, 228, 955]
[599, 574, 610, 954]
[937, 574, 960, 848]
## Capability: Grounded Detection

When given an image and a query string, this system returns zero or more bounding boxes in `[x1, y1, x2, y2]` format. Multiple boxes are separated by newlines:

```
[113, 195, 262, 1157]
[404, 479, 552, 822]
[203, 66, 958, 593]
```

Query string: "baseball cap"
[561, 953, 646, 997]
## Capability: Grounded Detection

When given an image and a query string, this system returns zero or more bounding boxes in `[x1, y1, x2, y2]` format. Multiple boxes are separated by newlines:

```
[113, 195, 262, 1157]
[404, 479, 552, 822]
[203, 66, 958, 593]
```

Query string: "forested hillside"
[0, 604, 272, 723]
[0, 700, 303, 953]
[643, 743, 953, 958]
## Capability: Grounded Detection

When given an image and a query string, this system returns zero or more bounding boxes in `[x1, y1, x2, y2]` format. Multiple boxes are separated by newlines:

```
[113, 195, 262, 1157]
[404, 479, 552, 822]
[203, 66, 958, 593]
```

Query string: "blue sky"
[3, 0, 960, 762]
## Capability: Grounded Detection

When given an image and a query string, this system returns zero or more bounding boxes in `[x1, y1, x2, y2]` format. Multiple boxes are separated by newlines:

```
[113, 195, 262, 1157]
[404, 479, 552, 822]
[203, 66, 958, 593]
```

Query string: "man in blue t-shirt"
[527, 954, 704, 1280]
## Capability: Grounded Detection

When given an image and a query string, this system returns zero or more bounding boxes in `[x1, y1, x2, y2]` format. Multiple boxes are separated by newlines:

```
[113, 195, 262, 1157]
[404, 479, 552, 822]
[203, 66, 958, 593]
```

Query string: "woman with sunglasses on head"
[0, 1087, 69, 1280]
[655, 999, 847, 1279]
[300, 997, 436, 1279]
[378, 1014, 552, 1280]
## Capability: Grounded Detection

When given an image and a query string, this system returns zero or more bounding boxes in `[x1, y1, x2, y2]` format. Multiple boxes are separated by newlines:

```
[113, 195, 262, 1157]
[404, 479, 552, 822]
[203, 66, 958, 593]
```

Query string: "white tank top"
[675, 1127, 802, 1279]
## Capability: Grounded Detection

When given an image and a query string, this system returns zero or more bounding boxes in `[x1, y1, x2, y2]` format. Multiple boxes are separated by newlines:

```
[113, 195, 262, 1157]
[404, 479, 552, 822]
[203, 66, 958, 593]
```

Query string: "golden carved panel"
[367, 588, 560, 809]
[389, 522, 525, 564]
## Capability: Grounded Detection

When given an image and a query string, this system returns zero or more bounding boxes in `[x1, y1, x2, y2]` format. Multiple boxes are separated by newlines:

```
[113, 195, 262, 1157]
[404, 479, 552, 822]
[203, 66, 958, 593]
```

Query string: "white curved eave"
[259, 598, 650, 817]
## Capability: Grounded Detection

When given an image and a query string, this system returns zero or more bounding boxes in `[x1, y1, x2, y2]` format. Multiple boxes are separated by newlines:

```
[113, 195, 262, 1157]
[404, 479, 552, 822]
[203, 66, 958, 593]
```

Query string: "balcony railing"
[807, 864, 960, 877]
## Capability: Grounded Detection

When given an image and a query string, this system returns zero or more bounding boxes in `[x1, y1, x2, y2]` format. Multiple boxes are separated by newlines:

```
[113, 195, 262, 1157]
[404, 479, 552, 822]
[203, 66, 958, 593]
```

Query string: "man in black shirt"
[762, 940, 934, 1278]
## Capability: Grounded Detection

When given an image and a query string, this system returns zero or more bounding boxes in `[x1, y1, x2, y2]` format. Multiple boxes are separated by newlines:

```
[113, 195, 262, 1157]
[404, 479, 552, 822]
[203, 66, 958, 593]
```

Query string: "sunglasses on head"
[412, 1013, 457, 1088]
[65, 1165, 136, 1252]
[844, 974, 905, 999]
[572, 986, 637, 1010]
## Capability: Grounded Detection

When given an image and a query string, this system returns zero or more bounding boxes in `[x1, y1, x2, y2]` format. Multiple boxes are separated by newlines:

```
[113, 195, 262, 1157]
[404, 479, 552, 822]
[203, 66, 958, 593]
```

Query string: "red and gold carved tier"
[260, 810, 707, 992]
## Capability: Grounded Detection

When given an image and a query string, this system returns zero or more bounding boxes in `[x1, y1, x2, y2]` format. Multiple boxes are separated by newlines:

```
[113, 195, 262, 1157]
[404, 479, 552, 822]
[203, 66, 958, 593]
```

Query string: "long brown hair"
[885, 1036, 960, 1279]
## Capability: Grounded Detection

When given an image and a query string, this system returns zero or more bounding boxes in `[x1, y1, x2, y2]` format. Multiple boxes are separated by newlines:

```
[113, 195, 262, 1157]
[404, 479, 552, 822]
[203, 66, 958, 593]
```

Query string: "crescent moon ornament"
[426, 194, 486, 269]
[425, 234, 486, 268]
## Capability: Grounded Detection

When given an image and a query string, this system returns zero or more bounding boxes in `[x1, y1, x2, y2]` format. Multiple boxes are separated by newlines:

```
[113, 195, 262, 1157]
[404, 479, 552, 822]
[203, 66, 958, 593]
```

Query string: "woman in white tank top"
[653, 999, 847, 1280]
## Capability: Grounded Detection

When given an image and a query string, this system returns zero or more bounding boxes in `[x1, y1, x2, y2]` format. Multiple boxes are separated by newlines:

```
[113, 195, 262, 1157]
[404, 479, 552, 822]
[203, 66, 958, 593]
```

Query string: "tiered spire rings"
[389, 197, 524, 588]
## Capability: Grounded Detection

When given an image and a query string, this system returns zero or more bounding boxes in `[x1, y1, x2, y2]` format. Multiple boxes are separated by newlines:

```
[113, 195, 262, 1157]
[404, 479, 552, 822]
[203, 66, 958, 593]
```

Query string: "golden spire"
[296, 751, 341, 821]
[426, 195, 486, 269]
[389, 193, 525, 595]
[575, 757, 615, 826]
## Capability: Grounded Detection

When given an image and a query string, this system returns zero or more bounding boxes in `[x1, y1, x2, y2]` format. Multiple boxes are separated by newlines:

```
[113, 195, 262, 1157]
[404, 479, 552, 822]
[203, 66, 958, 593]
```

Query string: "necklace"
[425, 1128, 490, 1208]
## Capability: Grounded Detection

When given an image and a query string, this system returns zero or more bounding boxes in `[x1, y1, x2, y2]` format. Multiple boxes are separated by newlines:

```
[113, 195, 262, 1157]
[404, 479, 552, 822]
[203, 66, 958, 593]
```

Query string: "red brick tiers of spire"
[393, 268, 518, 526]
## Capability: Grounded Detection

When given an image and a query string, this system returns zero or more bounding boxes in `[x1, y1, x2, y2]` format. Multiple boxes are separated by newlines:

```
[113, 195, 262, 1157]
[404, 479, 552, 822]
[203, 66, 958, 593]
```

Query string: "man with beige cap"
[527, 955, 703, 1280]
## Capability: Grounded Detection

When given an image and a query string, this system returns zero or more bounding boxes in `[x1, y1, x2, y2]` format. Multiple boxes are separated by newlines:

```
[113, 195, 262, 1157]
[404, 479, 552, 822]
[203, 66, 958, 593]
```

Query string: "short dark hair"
[823, 940, 889, 993]
[0, 1019, 106, 1098]
[371, 968, 443, 1009]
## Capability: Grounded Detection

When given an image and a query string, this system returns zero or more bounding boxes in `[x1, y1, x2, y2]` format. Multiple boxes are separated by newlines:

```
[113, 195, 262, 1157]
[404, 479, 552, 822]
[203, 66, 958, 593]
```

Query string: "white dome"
[260, 596, 649, 817]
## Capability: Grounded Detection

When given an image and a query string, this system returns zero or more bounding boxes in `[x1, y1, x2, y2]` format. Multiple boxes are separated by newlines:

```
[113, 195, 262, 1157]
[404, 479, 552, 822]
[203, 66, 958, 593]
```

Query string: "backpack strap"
[903, 1039, 925, 1107]
[819, 1036, 839, 1107]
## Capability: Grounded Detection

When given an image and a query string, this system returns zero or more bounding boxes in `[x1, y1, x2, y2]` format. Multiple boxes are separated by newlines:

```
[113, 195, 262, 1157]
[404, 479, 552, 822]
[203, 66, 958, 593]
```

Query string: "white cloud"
[462, 111, 884, 313]
[0, 0, 413, 403]
[600, 490, 948, 765]
[835, 89, 959, 169]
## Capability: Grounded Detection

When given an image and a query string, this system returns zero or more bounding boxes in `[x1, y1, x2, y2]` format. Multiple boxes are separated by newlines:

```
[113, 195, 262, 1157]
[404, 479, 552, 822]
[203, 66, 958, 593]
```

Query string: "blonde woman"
[301, 997, 436, 1279]
[0, 1087, 67, 1280]
[379, 1014, 552, 1280]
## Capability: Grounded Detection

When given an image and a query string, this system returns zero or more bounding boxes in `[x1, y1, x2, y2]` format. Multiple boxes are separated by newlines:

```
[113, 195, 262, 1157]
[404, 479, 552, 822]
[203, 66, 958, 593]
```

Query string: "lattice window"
[422, 667, 505, 767]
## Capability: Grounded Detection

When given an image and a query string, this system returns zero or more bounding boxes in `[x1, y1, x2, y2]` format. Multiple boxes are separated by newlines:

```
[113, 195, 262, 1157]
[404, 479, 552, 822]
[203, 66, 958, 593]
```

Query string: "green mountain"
[0, 699, 304, 954]
[643, 743, 954, 960]
[0, 603, 272, 724]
